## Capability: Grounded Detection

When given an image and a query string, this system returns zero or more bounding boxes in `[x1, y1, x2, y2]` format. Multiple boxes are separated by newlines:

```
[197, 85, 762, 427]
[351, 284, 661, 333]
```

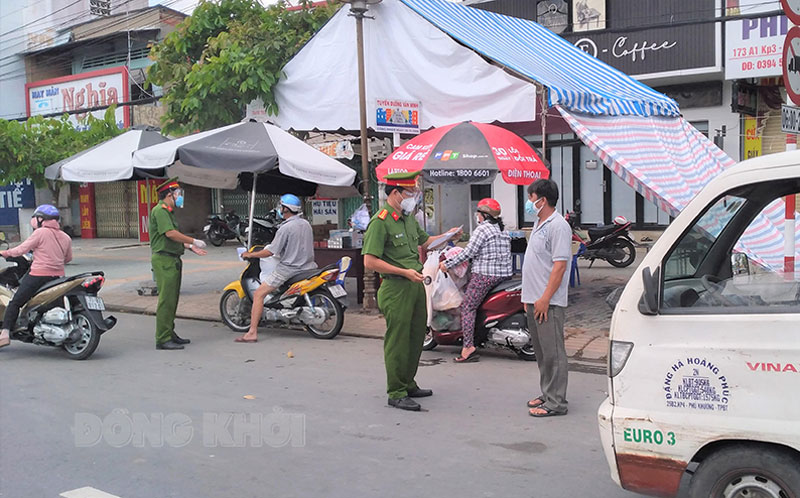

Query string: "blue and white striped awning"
[400, 0, 681, 118]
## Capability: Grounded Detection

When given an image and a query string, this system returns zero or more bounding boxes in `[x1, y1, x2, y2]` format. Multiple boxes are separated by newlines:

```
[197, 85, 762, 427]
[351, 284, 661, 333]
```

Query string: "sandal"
[527, 396, 545, 408]
[234, 336, 257, 343]
[453, 351, 480, 363]
[529, 406, 568, 418]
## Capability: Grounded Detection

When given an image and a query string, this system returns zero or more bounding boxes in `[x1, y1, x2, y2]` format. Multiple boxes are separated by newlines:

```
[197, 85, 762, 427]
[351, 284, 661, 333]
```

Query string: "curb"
[105, 304, 385, 340]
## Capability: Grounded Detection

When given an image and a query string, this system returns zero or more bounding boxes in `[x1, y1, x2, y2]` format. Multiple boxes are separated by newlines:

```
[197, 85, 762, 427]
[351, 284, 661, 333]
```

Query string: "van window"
[661, 182, 800, 314]
[664, 195, 745, 281]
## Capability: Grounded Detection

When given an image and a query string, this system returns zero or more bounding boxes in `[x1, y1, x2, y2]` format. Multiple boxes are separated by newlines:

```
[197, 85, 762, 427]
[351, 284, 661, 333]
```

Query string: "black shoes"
[171, 333, 190, 345]
[407, 387, 433, 398]
[156, 340, 184, 350]
[388, 397, 421, 411]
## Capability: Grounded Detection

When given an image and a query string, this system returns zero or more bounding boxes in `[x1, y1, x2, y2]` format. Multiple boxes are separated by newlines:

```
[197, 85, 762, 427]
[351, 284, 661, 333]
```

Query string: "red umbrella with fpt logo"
[375, 121, 549, 184]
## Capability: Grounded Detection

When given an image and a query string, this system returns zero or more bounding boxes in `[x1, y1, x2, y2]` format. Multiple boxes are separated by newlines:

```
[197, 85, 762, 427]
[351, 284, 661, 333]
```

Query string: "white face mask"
[475, 214, 483, 225]
[399, 190, 419, 215]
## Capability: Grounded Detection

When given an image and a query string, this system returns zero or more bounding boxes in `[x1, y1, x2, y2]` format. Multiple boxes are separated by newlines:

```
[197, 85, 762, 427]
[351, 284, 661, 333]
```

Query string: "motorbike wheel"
[607, 239, 636, 268]
[220, 289, 251, 332]
[63, 312, 100, 360]
[304, 289, 344, 340]
[516, 343, 537, 361]
[207, 228, 225, 247]
[422, 328, 438, 350]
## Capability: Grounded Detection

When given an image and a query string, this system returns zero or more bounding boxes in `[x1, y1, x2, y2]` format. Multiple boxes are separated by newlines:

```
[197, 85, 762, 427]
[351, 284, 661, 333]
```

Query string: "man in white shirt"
[521, 179, 572, 417]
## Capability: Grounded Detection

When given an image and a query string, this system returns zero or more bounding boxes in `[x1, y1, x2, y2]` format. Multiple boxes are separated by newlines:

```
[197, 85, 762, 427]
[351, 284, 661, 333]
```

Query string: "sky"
[149, 0, 282, 15]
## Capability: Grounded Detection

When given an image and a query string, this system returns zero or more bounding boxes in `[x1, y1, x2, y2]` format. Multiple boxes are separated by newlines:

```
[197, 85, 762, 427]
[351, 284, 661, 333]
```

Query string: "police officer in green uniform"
[362, 171, 461, 411]
[150, 178, 208, 350]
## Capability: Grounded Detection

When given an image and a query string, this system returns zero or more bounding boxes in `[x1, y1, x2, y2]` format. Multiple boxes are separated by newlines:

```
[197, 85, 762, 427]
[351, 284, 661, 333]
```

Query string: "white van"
[598, 150, 800, 497]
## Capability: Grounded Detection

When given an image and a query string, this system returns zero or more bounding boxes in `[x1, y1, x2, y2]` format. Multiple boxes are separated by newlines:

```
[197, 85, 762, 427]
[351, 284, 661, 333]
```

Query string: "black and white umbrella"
[45, 126, 169, 182]
[132, 121, 358, 246]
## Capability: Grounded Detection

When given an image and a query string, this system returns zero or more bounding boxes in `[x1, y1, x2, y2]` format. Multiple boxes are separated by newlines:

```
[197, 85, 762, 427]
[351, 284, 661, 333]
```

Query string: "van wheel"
[688, 444, 800, 498]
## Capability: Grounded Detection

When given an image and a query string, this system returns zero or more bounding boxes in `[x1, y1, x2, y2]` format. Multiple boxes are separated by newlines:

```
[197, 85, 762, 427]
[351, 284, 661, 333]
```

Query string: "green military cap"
[384, 170, 421, 187]
[156, 177, 181, 193]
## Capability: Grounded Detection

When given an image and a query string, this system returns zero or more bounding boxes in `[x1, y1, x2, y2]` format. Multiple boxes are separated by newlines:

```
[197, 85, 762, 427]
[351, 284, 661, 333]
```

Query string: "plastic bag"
[350, 203, 370, 231]
[430, 309, 461, 332]
[431, 271, 463, 310]
[422, 250, 441, 326]
[259, 256, 280, 282]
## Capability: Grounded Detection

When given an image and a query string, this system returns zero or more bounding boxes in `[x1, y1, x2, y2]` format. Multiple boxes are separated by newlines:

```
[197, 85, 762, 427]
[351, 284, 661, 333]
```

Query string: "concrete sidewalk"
[64, 237, 643, 363]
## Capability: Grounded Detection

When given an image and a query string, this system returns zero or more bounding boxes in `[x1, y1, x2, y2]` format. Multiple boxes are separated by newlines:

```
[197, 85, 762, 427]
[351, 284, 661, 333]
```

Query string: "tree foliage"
[147, 0, 338, 135]
[0, 107, 123, 191]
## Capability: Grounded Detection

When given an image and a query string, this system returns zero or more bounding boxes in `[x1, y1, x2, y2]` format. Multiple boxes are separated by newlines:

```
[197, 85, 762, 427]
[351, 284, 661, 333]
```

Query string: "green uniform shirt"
[362, 203, 429, 273]
[149, 203, 184, 256]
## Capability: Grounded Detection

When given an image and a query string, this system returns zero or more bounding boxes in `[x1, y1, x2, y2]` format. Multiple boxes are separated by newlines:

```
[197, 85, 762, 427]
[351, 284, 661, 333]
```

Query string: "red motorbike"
[422, 277, 535, 361]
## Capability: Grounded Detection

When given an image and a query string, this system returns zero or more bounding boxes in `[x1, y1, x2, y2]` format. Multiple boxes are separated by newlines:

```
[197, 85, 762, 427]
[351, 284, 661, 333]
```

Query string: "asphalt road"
[0, 313, 639, 498]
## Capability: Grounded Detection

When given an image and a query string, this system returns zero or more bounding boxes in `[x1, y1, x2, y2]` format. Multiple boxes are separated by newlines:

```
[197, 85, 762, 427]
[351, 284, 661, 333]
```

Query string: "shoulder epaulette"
[377, 209, 388, 220]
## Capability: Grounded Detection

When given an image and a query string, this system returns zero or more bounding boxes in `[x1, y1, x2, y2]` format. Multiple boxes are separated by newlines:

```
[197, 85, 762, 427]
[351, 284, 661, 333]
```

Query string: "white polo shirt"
[521, 211, 572, 307]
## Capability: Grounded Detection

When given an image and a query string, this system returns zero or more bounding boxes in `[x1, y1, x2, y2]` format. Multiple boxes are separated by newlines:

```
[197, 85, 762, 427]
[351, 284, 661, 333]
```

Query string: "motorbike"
[204, 209, 278, 247]
[219, 246, 352, 339]
[0, 255, 117, 360]
[565, 208, 636, 268]
[423, 276, 536, 361]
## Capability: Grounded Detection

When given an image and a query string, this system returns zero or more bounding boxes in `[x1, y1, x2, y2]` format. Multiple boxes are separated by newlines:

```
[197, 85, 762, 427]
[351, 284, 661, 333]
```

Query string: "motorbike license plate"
[328, 285, 347, 298]
[85, 296, 105, 311]
[203, 224, 211, 232]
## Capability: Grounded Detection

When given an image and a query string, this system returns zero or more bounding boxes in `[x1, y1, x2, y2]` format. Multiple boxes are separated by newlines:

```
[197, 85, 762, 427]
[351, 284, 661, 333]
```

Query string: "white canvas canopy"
[270, 0, 538, 131]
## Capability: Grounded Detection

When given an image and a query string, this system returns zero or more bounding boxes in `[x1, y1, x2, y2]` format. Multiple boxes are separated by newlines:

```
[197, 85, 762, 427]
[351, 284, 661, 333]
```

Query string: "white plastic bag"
[350, 203, 370, 231]
[259, 256, 280, 282]
[422, 250, 441, 325]
[431, 271, 463, 310]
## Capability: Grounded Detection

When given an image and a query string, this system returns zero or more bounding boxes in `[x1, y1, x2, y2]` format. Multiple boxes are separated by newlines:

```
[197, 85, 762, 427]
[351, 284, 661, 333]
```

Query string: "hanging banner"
[137, 180, 158, 242]
[79, 183, 97, 239]
[375, 99, 421, 134]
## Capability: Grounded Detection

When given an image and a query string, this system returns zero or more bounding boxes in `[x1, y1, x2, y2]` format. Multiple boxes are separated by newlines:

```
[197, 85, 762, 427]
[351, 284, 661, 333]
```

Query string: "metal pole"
[247, 173, 258, 249]
[355, 12, 377, 310]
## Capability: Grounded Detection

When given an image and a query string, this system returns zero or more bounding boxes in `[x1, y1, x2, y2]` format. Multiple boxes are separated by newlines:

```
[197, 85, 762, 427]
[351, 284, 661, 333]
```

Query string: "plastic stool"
[570, 244, 586, 288]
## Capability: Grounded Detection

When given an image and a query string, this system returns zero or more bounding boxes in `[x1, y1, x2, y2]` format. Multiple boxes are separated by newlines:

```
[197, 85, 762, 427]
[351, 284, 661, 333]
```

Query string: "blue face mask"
[276, 207, 284, 220]
[525, 199, 542, 217]
[175, 195, 184, 208]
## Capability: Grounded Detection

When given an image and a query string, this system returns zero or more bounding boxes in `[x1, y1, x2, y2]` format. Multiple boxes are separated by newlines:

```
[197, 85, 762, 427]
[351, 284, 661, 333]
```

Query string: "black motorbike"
[204, 209, 278, 247]
[0, 255, 116, 360]
[566, 209, 637, 268]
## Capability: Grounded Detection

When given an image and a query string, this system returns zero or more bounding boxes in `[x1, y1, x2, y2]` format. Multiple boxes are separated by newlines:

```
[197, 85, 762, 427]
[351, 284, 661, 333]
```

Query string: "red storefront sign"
[79, 183, 97, 239]
[137, 180, 158, 242]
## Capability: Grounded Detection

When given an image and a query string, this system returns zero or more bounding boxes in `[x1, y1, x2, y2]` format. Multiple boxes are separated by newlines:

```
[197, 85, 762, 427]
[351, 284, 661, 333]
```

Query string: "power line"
[0, 0, 83, 39]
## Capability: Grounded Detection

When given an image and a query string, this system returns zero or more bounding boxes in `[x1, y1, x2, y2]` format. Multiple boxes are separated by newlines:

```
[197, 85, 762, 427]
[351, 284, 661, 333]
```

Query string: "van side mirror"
[638, 266, 660, 315]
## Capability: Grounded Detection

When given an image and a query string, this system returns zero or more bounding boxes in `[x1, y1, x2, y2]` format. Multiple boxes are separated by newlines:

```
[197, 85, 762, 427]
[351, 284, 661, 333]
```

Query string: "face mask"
[400, 196, 417, 215]
[475, 214, 483, 225]
[275, 207, 284, 220]
[30, 217, 40, 229]
[174, 195, 184, 209]
[525, 198, 543, 217]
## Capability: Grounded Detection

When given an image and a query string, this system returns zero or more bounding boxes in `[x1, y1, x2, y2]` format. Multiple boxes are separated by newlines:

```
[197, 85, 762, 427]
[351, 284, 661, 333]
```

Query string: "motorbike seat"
[283, 264, 338, 286]
[36, 273, 99, 293]
[588, 225, 619, 240]
[488, 278, 522, 294]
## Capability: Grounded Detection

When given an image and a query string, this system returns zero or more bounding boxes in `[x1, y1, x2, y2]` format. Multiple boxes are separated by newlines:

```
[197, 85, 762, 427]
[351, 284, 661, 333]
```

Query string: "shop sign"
[312, 140, 355, 160]
[565, 0, 718, 78]
[374, 99, 420, 135]
[79, 183, 97, 239]
[0, 180, 35, 226]
[25, 67, 129, 130]
[726, 0, 789, 79]
[744, 117, 763, 158]
[311, 200, 338, 222]
[137, 180, 158, 243]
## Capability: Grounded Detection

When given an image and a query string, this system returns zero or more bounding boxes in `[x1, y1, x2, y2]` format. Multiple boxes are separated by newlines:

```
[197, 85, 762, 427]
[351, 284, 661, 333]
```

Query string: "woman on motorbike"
[439, 198, 512, 363]
[0, 205, 73, 348]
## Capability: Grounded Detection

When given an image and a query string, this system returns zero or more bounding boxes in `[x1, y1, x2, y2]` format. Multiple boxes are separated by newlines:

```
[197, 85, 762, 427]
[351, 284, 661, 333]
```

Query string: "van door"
[610, 179, 800, 496]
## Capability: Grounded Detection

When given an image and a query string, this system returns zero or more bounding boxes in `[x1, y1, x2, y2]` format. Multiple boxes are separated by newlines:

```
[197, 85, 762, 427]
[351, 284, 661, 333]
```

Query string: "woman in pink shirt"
[0, 205, 72, 348]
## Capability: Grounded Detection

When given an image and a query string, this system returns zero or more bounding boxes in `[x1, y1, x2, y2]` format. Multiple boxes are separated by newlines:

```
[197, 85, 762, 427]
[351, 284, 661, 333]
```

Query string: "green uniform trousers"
[152, 252, 182, 345]
[377, 277, 427, 399]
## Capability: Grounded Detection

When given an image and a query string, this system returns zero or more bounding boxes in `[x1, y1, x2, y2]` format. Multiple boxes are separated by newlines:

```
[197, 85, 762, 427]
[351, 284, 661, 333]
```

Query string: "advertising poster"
[375, 99, 420, 134]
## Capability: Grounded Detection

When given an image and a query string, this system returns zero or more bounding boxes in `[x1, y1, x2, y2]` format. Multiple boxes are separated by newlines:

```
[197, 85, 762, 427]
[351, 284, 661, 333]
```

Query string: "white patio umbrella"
[132, 121, 358, 246]
[45, 127, 169, 182]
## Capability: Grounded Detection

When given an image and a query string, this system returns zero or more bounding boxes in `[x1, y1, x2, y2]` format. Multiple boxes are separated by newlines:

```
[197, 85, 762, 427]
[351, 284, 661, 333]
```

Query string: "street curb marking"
[60, 487, 121, 498]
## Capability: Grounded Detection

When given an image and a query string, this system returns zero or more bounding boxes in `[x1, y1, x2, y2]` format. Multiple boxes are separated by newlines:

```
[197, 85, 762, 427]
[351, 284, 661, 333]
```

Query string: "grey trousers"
[526, 305, 568, 413]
